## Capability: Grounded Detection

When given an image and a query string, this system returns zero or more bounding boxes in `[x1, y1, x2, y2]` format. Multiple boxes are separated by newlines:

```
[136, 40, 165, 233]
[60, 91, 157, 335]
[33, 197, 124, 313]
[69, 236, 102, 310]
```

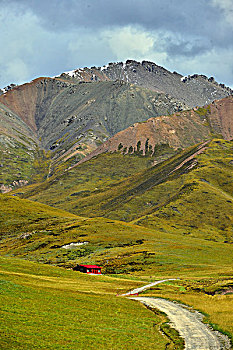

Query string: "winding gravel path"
[130, 297, 231, 350]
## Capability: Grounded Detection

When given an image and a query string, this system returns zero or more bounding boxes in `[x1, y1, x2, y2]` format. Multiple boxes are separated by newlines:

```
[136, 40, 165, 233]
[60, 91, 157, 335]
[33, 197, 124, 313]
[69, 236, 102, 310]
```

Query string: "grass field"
[1, 194, 232, 278]
[1, 256, 232, 349]
[0, 256, 173, 350]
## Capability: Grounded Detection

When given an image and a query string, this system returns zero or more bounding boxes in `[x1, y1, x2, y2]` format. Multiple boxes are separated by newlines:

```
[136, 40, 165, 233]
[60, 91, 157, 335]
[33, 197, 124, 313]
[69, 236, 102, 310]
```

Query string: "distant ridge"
[56, 59, 233, 108]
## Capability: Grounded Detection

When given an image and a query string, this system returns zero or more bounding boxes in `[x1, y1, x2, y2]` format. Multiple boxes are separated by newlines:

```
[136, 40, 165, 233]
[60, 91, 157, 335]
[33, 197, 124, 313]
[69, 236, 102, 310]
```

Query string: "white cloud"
[66, 30, 115, 69]
[3, 59, 30, 85]
[0, 9, 51, 85]
[104, 26, 157, 62]
[0, 6, 75, 86]
[212, 0, 233, 28]
[100, 26, 169, 69]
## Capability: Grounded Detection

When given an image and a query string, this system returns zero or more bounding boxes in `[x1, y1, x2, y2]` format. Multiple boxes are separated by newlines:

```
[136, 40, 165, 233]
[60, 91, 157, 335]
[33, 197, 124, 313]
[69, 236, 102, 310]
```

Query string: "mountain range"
[0, 59, 232, 194]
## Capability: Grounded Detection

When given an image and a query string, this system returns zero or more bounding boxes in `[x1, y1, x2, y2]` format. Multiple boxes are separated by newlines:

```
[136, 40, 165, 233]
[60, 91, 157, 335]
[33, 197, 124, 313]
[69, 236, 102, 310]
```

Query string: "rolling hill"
[13, 139, 233, 244]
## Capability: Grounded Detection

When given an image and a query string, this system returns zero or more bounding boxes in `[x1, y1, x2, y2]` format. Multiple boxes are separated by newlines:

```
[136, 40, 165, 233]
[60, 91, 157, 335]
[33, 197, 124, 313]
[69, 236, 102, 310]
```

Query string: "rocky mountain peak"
[56, 60, 232, 108]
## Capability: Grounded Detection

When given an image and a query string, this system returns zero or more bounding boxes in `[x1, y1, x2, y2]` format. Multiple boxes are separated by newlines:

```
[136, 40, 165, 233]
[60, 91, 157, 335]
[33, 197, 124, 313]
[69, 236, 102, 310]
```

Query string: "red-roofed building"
[74, 264, 102, 274]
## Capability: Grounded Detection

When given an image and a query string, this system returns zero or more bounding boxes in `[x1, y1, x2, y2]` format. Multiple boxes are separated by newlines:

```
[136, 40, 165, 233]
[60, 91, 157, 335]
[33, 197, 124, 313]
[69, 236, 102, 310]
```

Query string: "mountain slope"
[1, 60, 232, 193]
[0, 101, 39, 192]
[0, 77, 188, 154]
[76, 96, 233, 166]
[0, 78, 189, 190]
[1, 59, 232, 193]
[0, 78, 71, 133]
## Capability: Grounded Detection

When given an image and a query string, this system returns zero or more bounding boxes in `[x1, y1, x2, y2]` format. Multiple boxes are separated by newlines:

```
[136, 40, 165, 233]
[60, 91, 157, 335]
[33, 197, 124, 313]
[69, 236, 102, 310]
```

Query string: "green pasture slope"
[15, 139, 233, 243]
[1, 194, 232, 278]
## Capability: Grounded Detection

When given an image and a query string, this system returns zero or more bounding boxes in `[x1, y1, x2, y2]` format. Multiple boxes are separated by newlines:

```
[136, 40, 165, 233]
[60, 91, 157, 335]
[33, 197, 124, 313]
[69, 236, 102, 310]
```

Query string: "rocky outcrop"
[0, 180, 29, 193]
[0, 184, 12, 193]
[0, 83, 17, 95]
[208, 97, 233, 140]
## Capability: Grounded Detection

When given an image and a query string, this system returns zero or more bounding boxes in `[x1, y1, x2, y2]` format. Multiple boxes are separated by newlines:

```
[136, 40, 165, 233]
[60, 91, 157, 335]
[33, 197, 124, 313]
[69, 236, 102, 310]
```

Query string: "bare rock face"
[0, 78, 71, 134]
[0, 77, 189, 161]
[0, 75, 190, 191]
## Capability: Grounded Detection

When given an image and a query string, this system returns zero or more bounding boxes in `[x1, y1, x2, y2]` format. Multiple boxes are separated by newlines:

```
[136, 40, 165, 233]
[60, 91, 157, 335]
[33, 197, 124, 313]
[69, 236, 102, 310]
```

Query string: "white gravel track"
[130, 296, 231, 350]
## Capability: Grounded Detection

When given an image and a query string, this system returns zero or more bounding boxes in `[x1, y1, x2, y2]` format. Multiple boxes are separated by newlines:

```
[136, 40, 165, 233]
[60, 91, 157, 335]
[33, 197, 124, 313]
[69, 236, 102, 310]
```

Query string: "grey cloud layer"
[6, 0, 232, 48]
[1, 0, 233, 87]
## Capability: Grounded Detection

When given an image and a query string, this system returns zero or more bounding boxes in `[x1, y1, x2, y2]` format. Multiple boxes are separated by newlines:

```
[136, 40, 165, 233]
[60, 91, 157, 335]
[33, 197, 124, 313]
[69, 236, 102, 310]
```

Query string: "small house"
[74, 264, 102, 274]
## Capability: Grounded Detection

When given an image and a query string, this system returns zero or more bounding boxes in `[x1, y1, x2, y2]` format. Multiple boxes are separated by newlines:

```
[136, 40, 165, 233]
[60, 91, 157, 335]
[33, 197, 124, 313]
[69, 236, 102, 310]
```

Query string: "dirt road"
[130, 297, 231, 349]
[121, 279, 177, 296]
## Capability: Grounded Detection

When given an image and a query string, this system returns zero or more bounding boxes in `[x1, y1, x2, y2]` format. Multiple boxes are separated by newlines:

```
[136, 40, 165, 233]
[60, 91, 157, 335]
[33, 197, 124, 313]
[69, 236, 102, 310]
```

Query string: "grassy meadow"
[0, 255, 232, 349]
[0, 256, 172, 350]
[1, 194, 232, 278]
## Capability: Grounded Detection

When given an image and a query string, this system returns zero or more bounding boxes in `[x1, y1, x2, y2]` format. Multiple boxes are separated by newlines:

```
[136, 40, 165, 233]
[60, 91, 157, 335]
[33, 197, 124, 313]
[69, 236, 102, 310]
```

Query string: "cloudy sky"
[1, 0, 233, 88]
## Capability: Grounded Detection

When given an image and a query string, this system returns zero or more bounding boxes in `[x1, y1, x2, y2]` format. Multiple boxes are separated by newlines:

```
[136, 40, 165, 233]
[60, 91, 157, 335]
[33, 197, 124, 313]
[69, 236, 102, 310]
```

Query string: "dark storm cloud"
[1, 0, 217, 32]
[162, 38, 212, 58]
[0, 0, 233, 87]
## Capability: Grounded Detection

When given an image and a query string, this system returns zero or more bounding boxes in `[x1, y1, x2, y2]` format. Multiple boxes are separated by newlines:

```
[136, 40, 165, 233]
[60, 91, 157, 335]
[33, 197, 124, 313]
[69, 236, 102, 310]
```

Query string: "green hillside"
[1, 159, 233, 347]
[15, 139, 233, 243]
[0, 204, 233, 348]
[1, 189, 232, 278]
